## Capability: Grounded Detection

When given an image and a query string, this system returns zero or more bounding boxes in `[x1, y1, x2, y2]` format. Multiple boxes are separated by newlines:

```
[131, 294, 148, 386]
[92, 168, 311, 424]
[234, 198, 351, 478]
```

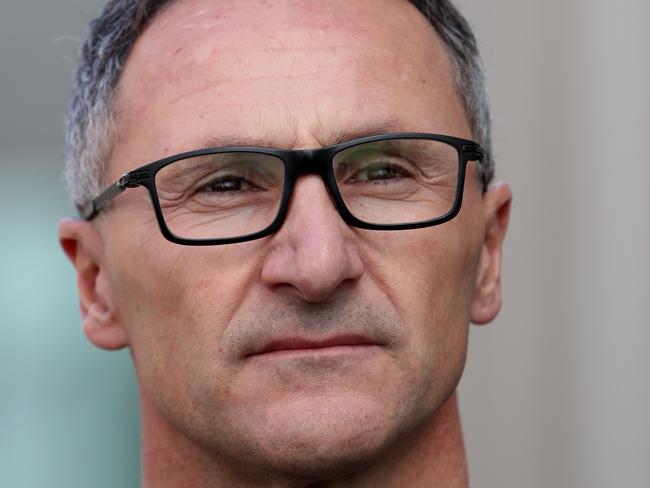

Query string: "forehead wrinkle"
[160, 67, 360, 112]
[122, 36, 411, 139]
[145, 40, 407, 104]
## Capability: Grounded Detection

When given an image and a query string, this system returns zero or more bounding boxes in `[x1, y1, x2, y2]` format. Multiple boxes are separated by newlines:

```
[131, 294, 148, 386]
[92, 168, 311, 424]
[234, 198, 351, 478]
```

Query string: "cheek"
[103, 223, 260, 401]
[379, 223, 480, 324]
[369, 221, 481, 392]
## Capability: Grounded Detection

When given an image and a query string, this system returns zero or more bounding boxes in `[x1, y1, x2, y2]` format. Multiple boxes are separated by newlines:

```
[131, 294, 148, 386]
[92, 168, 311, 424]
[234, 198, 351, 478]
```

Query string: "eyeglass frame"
[82, 132, 486, 246]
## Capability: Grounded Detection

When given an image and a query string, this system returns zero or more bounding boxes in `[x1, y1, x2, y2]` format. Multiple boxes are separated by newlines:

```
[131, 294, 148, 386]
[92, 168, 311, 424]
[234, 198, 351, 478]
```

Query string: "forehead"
[113, 0, 470, 171]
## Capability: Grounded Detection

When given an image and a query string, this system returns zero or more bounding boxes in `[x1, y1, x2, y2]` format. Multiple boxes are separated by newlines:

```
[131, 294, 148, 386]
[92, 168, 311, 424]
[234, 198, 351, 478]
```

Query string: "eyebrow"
[323, 119, 412, 146]
[195, 119, 412, 150]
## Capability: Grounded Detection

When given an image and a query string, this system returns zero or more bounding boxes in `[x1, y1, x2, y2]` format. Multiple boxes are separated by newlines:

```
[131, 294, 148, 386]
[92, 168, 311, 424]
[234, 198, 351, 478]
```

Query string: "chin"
[238, 394, 411, 479]
[260, 430, 389, 480]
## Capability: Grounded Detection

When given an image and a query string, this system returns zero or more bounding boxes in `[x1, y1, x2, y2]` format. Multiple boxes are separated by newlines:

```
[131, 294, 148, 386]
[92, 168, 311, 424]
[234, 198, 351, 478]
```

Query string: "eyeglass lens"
[333, 139, 459, 225]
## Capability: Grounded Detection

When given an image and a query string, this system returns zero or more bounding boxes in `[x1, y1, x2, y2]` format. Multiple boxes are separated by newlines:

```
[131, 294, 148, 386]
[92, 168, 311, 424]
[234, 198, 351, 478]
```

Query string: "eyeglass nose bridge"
[285, 146, 333, 177]
[278, 146, 348, 224]
[282, 146, 341, 199]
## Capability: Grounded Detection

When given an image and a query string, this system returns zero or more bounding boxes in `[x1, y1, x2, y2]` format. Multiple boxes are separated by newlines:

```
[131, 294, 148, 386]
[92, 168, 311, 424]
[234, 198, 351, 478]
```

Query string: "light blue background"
[0, 157, 139, 487]
[1, 2, 140, 486]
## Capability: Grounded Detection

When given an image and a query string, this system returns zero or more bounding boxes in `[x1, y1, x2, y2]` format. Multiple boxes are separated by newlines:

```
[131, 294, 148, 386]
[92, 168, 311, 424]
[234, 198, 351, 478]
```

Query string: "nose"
[260, 175, 364, 302]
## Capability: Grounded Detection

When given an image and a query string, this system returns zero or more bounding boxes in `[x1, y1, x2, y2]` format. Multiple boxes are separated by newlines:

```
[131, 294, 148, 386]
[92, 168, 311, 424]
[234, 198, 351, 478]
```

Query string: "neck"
[140, 390, 468, 487]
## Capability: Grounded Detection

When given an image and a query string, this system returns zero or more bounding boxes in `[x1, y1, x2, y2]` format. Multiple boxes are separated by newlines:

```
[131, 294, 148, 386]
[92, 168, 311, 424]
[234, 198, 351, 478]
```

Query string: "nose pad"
[260, 175, 364, 302]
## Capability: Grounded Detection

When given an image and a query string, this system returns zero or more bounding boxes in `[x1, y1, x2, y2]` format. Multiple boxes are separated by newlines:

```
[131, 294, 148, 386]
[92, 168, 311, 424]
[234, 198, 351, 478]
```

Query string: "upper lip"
[248, 334, 380, 357]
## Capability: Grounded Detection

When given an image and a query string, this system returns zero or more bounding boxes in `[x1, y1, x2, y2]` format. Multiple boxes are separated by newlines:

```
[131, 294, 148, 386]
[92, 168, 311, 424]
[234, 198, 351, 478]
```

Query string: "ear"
[470, 182, 512, 325]
[59, 217, 129, 350]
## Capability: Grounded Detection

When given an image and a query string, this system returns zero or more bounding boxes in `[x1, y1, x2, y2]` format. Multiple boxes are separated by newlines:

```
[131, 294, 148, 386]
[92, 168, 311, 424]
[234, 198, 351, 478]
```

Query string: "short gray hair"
[65, 0, 493, 212]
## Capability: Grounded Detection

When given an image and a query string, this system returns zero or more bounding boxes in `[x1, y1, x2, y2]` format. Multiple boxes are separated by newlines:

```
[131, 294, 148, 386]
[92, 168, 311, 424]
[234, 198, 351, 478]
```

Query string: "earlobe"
[470, 183, 512, 325]
[58, 217, 129, 350]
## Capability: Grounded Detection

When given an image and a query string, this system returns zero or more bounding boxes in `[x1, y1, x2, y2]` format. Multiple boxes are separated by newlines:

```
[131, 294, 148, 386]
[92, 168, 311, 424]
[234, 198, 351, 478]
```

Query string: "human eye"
[188, 155, 283, 201]
[185, 164, 279, 210]
[347, 161, 412, 184]
[336, 148, 417, 186]
[196, 173, 261, 195]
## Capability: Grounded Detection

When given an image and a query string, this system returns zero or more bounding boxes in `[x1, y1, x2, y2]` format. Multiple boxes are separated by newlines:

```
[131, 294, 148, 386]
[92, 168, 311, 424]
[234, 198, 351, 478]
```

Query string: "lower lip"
[249, 344, 382, 361]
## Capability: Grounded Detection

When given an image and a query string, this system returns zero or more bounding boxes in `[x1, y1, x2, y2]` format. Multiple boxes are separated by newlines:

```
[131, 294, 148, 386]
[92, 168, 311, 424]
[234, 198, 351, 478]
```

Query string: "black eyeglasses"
[83, 132, 485, 245]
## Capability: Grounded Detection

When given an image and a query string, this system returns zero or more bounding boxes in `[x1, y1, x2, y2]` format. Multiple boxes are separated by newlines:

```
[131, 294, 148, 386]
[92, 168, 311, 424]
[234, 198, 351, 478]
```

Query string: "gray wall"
[456, 1, 650, 487]
[1, 1, 648, 487]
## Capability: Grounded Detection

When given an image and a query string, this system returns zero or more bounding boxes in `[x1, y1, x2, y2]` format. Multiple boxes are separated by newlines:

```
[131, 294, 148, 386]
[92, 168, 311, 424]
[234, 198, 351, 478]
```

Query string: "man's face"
[77, 0, 505, 477]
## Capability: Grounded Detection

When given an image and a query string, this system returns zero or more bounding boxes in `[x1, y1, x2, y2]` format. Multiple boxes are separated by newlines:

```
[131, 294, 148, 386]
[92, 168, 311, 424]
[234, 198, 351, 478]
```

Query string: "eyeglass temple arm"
[81, 173, 138, 221]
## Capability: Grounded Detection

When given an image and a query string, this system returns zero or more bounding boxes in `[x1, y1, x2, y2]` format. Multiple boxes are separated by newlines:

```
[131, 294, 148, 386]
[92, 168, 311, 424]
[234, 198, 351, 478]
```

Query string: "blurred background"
[0, 0, 648, 486]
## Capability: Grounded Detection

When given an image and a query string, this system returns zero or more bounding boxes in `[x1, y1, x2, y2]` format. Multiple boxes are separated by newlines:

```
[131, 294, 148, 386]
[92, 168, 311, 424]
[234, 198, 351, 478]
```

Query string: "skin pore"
[59, 0, 511, 486]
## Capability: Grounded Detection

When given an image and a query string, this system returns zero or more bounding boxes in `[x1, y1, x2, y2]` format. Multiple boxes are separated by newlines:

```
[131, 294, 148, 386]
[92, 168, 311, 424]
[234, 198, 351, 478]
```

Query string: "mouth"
[247, 334, 382, 359]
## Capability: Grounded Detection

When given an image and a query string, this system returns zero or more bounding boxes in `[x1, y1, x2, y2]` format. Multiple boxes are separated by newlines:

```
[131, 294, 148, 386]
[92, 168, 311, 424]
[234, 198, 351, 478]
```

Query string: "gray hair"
[65, 0, 493, 212]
